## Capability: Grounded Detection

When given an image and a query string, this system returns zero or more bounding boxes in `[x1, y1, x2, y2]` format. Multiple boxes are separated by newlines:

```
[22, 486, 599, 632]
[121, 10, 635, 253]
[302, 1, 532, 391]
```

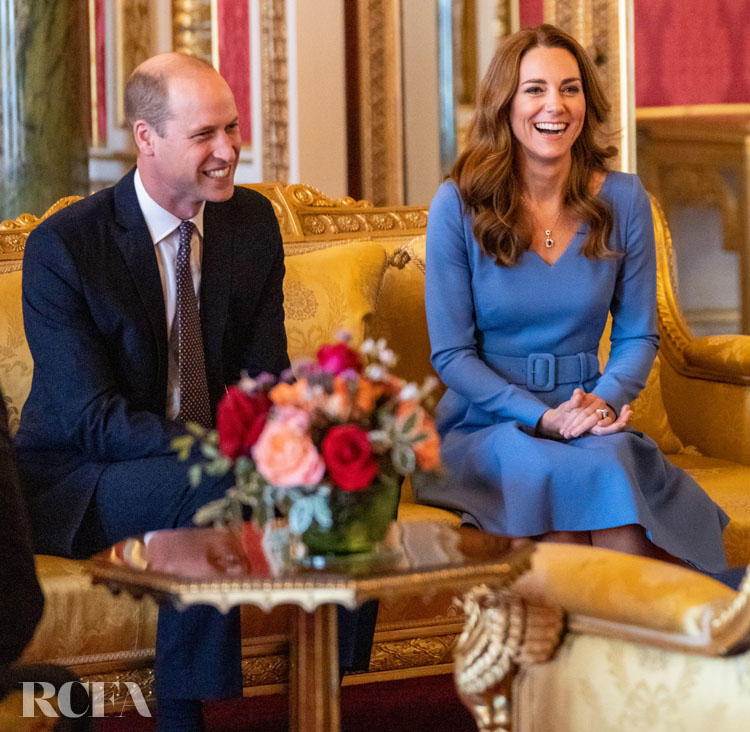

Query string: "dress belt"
[490, 351, 600, 392]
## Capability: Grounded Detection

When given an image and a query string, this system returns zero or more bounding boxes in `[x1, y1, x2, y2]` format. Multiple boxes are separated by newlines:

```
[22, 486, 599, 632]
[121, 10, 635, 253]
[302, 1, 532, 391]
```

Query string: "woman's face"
[509, 46, 586, 166]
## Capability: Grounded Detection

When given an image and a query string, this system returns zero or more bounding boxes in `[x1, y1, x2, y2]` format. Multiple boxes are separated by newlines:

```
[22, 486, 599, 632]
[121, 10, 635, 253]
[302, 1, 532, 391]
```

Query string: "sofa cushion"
[598, 318, 684, 454]
[371, 235, 436, 387]
[628, 355, 685, 454]
[0, 267, 32, 436]
[669, 452, 750, 567]
[283, 240, 387, 361]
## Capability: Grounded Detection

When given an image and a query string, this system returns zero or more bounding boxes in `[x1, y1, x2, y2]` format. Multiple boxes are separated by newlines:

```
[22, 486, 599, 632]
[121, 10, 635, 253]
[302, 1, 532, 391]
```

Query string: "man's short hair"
[123, 54, 215, 137]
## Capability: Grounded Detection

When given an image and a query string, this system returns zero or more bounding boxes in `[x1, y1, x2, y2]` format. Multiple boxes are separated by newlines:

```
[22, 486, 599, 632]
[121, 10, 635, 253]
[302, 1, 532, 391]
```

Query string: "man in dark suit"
[15, 53, 289, 732]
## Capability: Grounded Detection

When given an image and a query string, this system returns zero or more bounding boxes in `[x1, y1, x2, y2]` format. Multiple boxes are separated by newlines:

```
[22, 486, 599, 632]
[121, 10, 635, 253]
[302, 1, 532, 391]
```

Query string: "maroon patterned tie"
[175, 220, 212, 428]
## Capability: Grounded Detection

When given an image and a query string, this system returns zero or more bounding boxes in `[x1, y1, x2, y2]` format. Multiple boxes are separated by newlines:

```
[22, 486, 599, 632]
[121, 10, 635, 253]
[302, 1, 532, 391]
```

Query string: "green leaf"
[188, 463, 203, 487]
[400, 412, 417, 435]
[392, 443, 416, 474]
[171, 435, 195, 461]
[200, 442, 220, 460]
[368, 429, 392, 447]
[193, 496, 233, 526]
[203, 456, 233, 476]
[186, 422, 208, 438]
[312, 495, 333, 529]
[289, 498, 315, 534]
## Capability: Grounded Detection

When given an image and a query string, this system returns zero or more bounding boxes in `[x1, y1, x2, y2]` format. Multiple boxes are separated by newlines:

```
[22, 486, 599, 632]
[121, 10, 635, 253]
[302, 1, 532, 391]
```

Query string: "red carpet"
[94, 674, 477, 731]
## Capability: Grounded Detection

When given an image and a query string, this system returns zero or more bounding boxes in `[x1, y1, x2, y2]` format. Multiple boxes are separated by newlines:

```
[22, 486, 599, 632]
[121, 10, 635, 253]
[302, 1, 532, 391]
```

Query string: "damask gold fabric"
[21, 555, 157, 665]
[283, 241, 386, 360]
[661, 357, 750, 466]
[514, 633, 750, 732]
[0, 269, 32, 435]
[628, 355, 686, 455]
[669, 452, 750, 568]
[597, 317, 684, 455]
[370, 235, 437, 387]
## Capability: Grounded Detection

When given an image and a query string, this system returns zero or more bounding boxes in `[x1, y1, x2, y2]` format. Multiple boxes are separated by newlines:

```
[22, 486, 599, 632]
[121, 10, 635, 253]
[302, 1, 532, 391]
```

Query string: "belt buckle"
[527, 353, 556, 392]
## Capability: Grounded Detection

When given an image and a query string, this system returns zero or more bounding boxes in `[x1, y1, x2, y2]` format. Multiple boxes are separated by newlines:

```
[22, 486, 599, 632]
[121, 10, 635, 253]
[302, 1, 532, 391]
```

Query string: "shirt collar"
[134, 168, 205, 245]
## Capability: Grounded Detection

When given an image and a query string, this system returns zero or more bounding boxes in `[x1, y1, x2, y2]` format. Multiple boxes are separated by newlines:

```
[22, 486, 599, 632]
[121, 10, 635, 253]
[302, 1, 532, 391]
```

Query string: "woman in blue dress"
[421, 24, 728, 572]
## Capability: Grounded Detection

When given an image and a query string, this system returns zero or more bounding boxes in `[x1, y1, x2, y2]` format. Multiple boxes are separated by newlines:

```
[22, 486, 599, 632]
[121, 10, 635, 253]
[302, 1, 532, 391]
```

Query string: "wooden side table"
[91, 521, 534, 732]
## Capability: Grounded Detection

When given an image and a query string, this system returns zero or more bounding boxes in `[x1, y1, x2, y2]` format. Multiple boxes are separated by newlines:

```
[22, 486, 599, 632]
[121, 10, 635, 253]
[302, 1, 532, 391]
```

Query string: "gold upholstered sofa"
[1, 183, 750, 713]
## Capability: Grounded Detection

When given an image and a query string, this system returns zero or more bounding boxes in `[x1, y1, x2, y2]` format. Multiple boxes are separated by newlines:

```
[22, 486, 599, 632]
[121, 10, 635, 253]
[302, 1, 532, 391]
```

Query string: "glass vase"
[301, 474, 401, 556]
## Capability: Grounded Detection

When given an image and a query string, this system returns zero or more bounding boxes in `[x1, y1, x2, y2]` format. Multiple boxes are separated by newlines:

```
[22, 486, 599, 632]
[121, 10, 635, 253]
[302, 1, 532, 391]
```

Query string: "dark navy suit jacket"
[0, 395, 44, 674]
[16, 169, 289, 557]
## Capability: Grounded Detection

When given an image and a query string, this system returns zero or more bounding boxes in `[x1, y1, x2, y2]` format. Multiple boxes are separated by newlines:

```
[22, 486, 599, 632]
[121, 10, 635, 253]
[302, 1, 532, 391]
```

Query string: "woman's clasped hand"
[537, 388, 632, 440]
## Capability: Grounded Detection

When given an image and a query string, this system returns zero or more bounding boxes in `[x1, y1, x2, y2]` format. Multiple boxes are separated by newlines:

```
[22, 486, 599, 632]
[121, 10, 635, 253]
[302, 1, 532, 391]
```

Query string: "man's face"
[140, 70, 241, 219]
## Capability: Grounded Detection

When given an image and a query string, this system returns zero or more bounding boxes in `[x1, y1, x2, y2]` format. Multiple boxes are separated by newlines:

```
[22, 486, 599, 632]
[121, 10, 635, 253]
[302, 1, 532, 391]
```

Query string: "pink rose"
[321, 424, 378, 492]
[216, 387, 272, 460]
[251, 407, 325, 488]
[317, 343, 362, 375]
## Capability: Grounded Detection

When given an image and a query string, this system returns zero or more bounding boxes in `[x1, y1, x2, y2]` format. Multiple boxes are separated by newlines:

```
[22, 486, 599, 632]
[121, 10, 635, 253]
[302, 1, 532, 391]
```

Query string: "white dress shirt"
[134, 168, 205, 420]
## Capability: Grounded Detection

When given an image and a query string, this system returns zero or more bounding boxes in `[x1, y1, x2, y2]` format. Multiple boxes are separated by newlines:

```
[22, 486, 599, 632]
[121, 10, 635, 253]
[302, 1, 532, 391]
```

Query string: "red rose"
[317, 343, 362, 375]
[321, 425, 378, 491]
[216, 387, 272, 460]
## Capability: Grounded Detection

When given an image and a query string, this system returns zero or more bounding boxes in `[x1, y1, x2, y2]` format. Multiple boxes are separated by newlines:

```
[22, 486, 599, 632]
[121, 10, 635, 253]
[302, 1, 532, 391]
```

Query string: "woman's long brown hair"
[451, 24, 618, 267]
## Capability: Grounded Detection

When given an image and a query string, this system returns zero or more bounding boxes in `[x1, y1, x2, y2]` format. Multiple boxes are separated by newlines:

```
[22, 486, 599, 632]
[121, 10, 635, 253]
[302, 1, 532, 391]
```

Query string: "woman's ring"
[596, 408, 610, 420]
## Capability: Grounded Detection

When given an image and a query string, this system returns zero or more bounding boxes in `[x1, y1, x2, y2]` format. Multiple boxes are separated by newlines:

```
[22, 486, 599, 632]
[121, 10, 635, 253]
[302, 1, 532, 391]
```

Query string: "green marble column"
[0, 0, 89, 220]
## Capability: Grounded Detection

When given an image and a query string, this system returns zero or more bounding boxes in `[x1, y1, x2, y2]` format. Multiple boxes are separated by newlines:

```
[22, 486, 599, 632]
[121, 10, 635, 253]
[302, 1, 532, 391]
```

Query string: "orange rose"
[413, 418, 440, 471]
[354, 379, 384, 413]
[396, 401, 441, 471]
[269, 379, 309, 408]
[321, 376, 355, 420]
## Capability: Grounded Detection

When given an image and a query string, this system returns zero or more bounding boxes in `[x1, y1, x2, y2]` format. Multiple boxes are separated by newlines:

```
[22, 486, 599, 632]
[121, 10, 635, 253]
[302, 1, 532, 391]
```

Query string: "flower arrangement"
[174, 336, 440, 554]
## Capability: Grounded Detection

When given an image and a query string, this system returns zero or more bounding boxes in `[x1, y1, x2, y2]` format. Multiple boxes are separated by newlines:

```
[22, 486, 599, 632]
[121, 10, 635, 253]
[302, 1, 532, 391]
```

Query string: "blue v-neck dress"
[420, 172, 728, 572]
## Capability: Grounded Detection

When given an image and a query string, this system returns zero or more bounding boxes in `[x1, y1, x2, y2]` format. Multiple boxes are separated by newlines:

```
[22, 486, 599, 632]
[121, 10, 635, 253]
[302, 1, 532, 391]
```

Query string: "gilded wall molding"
[260, 0, 289, 183]
[116, 0, 153, 126]
[356, 0, 405, 206]
[171, 0, 212, 61]
[495, 0, 517, 39]
[79, 668, 155, 713]
[169, 0, 289, 181]
[544, 0, 635, 172]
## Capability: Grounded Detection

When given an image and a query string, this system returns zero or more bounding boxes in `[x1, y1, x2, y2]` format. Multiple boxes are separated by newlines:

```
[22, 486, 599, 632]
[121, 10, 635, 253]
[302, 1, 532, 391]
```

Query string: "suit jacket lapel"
[113, 170, 169, 387]
[200, 201, 232, 405]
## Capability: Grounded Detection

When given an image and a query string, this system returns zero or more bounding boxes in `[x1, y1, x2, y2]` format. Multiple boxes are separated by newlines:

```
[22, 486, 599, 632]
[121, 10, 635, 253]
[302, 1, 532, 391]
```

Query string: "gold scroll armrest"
[512, 543, 750, 656]
[652, 193, 750, 462]
[682, 334, 750, 381]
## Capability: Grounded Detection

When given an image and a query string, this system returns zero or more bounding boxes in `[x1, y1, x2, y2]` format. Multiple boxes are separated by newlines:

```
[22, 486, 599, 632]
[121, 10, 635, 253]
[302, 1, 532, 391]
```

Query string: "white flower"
[360, 338, 376, 356]
[399, 383, 419, 401]
[365, 363, 386, 381]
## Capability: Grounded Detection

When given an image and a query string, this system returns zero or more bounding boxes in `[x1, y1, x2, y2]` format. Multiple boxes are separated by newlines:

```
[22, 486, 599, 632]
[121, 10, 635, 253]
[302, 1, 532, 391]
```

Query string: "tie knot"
[178, 220, 195, 246]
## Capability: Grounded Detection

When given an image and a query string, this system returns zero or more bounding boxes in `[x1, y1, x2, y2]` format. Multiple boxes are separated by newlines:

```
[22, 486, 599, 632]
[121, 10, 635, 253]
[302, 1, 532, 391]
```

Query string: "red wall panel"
[519, 0, 544, 29]
[217, 0, 252, 144]
[635, 0, 750, 107]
